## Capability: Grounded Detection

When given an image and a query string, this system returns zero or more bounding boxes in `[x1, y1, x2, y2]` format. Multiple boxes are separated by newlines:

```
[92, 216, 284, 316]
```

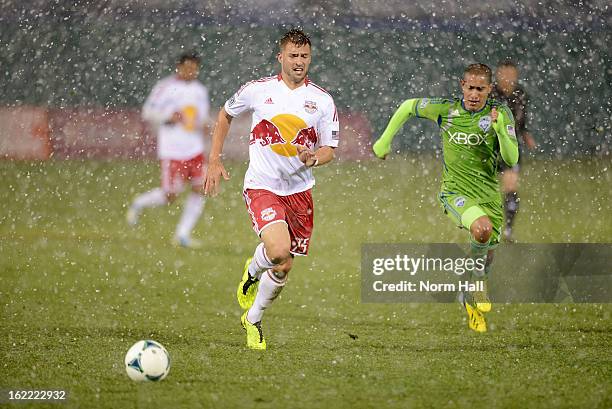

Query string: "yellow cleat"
[237, 258, 259, 310]
[464, 298, 487, 333]
[472, 280, 492, 313]
[241, 310, 266, 350]
[372, 139, 391, 160]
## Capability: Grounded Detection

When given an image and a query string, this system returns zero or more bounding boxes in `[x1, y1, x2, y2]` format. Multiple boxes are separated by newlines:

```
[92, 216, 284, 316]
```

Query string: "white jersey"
[142, 75, 210, 160]
[225, 74, 340, 196]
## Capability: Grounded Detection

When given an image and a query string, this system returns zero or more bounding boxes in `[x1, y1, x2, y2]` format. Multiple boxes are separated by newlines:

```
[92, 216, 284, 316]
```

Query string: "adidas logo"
[264, 97, 274, 104]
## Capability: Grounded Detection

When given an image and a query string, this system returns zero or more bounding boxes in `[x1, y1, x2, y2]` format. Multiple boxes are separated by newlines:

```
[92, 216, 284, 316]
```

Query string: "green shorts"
[437, 191, 503, 245]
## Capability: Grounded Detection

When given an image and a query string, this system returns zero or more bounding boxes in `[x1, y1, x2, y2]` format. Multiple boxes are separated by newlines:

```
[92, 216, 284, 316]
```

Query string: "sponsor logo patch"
[479, 116, 492, 133]
[454, 197, 466, 207]
[304, 100, 317, 114]
[448, 131, 487, 146]
[261, 207, 276, 222]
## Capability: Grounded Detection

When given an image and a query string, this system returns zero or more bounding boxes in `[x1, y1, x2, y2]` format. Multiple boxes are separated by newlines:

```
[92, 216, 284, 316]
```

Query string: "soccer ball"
[124, 340, 171, 381]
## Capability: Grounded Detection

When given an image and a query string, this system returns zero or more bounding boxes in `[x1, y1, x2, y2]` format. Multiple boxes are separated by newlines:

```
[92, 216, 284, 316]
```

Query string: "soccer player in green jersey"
[372, 63, 519, 333]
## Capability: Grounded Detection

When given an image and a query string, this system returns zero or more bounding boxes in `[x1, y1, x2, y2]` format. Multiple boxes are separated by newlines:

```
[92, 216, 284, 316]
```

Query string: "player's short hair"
[497, 59, 518, 70]
[279, 28, 311, 50]
[178, 52, 200, 65]
[464, 63, 492, 84]
[497, 58, 518, 68]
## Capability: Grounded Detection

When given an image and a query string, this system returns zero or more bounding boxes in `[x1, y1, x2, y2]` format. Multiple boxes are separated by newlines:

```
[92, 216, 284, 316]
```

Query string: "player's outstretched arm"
[491, 107, 519, 166]
[204, 108, 232, 196]
[373, 99, 418, 159]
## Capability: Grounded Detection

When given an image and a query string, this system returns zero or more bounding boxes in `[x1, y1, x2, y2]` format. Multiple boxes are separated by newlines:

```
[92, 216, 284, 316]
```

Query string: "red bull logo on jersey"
[250, 114, 318, 157]
[260, 207, 277, 222]
[304, 100, 317, 114]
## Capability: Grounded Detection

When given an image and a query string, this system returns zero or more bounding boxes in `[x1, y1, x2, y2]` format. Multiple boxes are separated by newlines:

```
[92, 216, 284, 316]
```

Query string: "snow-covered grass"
[1, 157, 610, 408]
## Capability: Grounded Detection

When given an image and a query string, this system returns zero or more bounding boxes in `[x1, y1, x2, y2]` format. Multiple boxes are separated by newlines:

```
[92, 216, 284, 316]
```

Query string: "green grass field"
[1, 158, 610, 408]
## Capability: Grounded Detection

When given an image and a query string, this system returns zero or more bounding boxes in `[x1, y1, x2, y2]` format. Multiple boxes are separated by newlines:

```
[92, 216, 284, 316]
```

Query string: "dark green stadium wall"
[1, 11, 610, 156]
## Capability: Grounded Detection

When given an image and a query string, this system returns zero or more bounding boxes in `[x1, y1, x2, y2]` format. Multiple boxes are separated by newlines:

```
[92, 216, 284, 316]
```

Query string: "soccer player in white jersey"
[127, 53, 210, 248]
[205, 29, 340, 349]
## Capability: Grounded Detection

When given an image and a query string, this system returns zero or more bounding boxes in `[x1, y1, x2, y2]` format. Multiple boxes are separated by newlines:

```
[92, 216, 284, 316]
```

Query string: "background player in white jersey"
[205, 29, 340, 350]
[127, 53, 210, 248]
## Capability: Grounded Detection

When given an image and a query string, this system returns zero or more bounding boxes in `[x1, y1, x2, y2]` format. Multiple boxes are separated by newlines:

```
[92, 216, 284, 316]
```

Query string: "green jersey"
[374, 97, 519, 202]
[415, 97, 517, 201]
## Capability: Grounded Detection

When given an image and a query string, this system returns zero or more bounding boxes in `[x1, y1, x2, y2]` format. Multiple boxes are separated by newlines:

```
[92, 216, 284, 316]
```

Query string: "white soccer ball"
[124, 340, 171, 382]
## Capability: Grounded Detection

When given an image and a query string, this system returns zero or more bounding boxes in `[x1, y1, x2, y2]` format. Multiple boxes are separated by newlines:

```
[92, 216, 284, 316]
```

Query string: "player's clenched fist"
[491, 107, 505, 135]
[297, 145, 317, 167]
[491, 107, 498, 122]
[204, 160, 230, 196]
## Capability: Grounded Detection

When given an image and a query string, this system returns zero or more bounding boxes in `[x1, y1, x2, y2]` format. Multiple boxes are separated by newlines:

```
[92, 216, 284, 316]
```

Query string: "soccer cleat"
[241, 310, 266, 350]
[472, 280, 492, 313]
[126, 207, 139, 226]
[172, 236, 203, 249]
[237, 257, 259, 310]
[372, 139, 391, 160]
[460, 293, 487, 333]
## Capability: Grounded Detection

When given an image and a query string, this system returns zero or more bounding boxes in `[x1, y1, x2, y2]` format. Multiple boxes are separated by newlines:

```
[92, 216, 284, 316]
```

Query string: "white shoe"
[172, 236, 203, 249]
[126, 207, 139, 226]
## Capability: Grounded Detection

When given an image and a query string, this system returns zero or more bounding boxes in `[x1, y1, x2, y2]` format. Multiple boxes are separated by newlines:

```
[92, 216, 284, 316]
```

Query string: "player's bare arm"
[313, 146, 335, 166]
[297, 145, 335, 167]
[204, 107, 232, 196]
[163, 111, 186, 126]
[523, 131, 537, 149]
[491, 107, 498, 122]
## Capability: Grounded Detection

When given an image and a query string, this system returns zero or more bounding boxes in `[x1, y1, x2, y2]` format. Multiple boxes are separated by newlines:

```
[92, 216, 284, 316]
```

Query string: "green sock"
[469, 239, 490, 280]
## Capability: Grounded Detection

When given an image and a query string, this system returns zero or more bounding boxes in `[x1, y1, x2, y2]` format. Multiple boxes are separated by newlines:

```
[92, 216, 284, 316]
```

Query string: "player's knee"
[280, 257, 293, 274]
[471, 218, 493, 243]
[272, 258, 293, 279]
[265, 243, 291, 265]
[270, 268, 289, 281]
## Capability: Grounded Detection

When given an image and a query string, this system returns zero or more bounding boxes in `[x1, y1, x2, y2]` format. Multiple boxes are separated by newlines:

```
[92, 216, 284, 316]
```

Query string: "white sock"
[175, 193, 205, 239]
[247, 270, 286, 323]
[248, 243, 275, 279]
[132, 188, 167, 210]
